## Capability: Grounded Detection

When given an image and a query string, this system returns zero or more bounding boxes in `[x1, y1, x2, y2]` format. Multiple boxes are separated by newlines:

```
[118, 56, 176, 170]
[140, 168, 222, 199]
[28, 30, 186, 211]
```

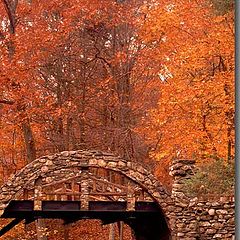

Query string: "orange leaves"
[136, 0, 234, 186]
[0, 0, 234, 191]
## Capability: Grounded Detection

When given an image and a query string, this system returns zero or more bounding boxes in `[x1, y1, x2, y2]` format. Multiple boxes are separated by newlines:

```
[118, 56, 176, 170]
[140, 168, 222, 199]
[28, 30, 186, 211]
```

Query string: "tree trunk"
[109, 223, 115, 240]
[22, 120, 47, 240]
[22, 119, 36, 163]
[63, 224, 70, 240]
[36, 219, 48, 240]
[118, 221, 123, 240]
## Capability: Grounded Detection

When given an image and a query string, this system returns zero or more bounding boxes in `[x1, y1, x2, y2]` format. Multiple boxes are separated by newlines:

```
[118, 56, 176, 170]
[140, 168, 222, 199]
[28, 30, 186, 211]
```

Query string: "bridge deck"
[0, 200, 162, 238]
[2, 200, 160, 219]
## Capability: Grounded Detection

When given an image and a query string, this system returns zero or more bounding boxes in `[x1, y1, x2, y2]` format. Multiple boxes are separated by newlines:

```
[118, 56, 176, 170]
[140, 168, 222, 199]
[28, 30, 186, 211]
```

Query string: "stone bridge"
[0, 150, 235, 239]
[0, 150, 175, 239]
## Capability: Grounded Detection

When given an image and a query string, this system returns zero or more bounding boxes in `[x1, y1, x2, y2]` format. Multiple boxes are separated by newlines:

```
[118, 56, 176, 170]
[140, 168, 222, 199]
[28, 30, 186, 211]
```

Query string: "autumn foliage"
[136, 0, 234, 186]
[0, 0, 234, 206]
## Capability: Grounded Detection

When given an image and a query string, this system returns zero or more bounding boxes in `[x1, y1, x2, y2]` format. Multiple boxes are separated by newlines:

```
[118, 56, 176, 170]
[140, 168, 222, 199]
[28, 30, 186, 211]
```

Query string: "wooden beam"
[1, 200, 161, 222]
[25, 217, 36, 225]
[0, 218, 23, 237]
[3, 200, 159, 213]
[89, 175, 128, 190]
[42, 174, 82, 188]
[45, 192, 126, 196]
[63, 218, 80, 225]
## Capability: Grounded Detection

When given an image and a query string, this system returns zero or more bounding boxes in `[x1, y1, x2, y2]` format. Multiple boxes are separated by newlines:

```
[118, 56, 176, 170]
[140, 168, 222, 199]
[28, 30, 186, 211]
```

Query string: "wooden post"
[127, 183, 135, 211]
[80, 167, 89, 210]
[34, 177, 47, 240]
[36, 219, 47, 240]
[34, 177, 42, 211]
[71, 181, 75, 201]
[23, 189, 28, 200]
[61, 183, 67, 201]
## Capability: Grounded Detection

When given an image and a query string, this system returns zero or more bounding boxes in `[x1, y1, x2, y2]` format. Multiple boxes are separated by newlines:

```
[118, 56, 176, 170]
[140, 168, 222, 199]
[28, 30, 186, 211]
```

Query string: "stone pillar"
[169, 159, 196, 200]
[169, 159, 197, 240]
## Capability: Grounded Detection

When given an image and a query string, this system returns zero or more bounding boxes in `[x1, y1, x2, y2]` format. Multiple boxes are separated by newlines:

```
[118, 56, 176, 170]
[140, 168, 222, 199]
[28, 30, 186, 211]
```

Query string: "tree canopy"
[0, 0, 234, 187]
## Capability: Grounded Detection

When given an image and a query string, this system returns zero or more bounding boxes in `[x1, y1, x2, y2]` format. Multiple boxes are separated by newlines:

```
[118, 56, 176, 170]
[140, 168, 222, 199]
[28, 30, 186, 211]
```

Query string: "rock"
[45, 177, 52, 183]
[208, 209, 215, 215]
[201, 222, 211, 227]
[41, 166, 48, 173]
[89, 158, 97, 165]
[177, 232, 185, 237]
[61, 151, 69, 157]
[212, 222, 223, 229]
[46, 160, 53, 166]
[107, 161, 117, 168]
[98, 159, 106, 167]
[213, 233, 222, 238]
[216, 209, 228, 215]
[206, 228, 217, 234]
[39, 158, 47, 163]
[118, 161, 126, 168]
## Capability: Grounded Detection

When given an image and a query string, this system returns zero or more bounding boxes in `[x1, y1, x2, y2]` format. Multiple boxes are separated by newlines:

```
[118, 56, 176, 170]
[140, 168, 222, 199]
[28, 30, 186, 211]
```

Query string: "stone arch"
[0, 150, 175, 238]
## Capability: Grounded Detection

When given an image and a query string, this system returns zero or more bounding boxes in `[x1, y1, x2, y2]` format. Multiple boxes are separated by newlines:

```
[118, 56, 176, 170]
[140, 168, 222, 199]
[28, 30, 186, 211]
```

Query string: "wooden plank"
[71, 181, 75, 201]
[61, 184, 67, 201]
[92, 180, 96, 192]
[34, 177, 42, 211]
[127, 182, 135, 211]
[80, 169, 89, 210]
[89, 195, 108, 201]
[23, 189, 28, 200]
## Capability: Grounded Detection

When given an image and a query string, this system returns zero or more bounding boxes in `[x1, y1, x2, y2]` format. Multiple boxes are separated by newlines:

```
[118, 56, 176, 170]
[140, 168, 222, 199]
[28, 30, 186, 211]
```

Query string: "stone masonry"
[170, 159, 235, 240]
[0, 150, 235, 239]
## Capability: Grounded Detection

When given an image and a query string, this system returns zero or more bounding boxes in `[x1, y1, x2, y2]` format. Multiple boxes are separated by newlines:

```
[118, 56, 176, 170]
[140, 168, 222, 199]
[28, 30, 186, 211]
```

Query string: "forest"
[0, 0, 234, 239]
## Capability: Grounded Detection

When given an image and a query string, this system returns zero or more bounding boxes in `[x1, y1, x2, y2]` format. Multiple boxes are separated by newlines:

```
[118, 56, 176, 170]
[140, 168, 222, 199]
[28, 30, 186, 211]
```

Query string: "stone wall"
[170, 159, 235, 240]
